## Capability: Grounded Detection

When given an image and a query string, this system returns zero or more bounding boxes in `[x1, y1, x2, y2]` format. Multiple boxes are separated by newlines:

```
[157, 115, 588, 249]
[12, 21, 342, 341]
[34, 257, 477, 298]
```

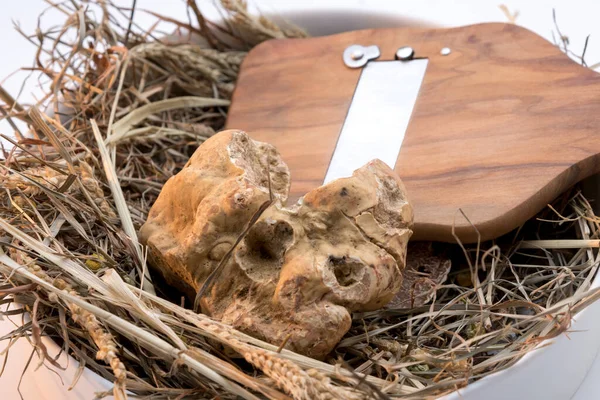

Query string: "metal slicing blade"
[324, 59, 429, 183]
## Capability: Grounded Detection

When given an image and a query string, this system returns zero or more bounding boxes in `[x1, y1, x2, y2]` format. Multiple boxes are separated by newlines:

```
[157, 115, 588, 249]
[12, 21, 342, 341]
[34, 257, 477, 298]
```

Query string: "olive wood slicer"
[225, 23, 600, 243]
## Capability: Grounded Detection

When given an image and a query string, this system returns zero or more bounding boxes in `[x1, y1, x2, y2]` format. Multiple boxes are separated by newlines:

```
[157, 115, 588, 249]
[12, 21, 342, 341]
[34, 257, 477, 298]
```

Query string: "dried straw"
[0, 1, 598, 399]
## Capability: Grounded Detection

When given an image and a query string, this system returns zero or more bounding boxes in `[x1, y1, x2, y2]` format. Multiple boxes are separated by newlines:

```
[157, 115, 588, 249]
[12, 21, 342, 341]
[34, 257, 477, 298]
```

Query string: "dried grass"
[0, 1, 598, 399]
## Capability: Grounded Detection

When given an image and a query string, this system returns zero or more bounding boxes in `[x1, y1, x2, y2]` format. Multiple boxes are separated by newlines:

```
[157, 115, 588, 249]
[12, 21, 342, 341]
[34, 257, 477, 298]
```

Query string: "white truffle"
[139, 130, 413, 359]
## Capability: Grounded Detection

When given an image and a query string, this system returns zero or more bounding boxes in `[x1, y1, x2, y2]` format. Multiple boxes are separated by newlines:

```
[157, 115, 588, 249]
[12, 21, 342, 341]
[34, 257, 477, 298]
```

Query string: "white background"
[1, 1, 600, 399]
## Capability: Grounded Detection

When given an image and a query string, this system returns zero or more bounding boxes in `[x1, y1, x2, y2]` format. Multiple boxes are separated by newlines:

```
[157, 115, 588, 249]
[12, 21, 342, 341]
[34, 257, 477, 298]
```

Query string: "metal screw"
[395, 46, 415, 61]
[440, 47, 452, 56]
[350, 49, 364, 60]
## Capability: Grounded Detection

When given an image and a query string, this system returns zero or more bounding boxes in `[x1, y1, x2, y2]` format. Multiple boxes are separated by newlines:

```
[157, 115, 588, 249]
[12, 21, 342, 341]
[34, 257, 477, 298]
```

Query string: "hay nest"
[0, 1, 599, 399]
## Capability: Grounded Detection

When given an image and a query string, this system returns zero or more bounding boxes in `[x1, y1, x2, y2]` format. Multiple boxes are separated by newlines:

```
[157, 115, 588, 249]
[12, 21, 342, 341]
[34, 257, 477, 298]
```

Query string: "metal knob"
[395, 46, 415, 61]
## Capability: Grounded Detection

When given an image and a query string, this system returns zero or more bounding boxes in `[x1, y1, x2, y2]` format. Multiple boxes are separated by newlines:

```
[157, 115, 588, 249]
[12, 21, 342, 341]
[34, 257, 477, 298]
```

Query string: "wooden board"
[226, 23, 600, 243]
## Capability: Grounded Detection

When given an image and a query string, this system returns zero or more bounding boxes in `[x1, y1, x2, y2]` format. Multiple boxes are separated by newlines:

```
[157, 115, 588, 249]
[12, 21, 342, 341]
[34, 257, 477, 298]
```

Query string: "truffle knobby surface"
[139, 130, 413, 358]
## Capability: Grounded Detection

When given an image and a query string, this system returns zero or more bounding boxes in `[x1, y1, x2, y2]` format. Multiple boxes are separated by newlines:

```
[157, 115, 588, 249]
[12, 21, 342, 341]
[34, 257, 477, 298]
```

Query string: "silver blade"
[323, 59, 429, 183]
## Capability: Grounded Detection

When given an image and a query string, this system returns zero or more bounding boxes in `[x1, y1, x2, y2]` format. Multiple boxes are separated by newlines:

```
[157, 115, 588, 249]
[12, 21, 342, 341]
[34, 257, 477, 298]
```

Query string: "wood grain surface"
[226, 23, 600, 243]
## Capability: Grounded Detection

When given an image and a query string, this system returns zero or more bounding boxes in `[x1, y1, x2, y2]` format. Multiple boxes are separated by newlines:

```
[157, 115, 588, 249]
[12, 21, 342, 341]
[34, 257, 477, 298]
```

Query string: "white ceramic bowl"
[2, 2, 600, 399]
